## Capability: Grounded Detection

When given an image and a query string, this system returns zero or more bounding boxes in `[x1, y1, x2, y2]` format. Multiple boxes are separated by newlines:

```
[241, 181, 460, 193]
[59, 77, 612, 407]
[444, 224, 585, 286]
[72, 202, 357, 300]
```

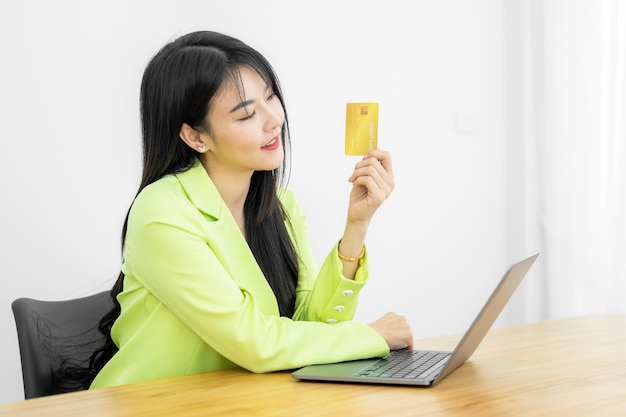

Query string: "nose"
[263, 103, 284, 133]
[265, 113, 282, 133]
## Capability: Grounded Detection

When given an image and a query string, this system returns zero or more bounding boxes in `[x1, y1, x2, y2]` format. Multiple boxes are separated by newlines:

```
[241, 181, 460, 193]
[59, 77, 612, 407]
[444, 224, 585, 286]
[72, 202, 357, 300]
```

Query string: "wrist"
[345, 218, 370, 235]
[338, 240, 365, 266]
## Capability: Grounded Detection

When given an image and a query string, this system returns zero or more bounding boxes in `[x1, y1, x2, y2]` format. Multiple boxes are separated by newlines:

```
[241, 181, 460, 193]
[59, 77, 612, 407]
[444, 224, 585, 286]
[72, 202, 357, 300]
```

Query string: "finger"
[351, 176, 393, 204]
[350, 164, 394, 195]
[356, 170, 393, 199]
[351, 176, 390, 205]
[365, 149, 393, 176]
[349, 156, 393, 185]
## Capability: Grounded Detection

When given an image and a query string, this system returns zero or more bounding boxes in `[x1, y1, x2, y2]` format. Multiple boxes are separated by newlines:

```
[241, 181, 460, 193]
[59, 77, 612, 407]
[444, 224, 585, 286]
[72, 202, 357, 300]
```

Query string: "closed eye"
[238, 110, 256, 121]
[235, 88, 276, 121]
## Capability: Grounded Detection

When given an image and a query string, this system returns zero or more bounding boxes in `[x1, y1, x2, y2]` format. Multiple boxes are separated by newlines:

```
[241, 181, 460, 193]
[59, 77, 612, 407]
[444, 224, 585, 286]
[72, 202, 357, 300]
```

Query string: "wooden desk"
[1, 314, 625, 416]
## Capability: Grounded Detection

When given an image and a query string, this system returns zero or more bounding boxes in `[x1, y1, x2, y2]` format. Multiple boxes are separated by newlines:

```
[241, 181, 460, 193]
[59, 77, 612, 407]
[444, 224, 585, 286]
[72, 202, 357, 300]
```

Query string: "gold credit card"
[345, 102, 378, 155]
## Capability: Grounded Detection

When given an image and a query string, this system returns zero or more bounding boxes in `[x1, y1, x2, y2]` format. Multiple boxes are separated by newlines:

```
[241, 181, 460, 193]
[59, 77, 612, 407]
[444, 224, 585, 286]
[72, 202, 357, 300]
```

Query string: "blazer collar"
[174, 158, 225, 220]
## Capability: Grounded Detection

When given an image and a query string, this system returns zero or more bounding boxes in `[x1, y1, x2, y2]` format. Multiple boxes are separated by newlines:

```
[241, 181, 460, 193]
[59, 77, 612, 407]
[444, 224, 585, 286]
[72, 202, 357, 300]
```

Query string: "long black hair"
[62, 31, 299, 389]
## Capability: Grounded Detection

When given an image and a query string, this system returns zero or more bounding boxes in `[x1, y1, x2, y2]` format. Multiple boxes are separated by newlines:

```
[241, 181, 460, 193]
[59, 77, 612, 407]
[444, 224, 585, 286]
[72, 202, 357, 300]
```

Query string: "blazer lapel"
[174, 160, 280, 315]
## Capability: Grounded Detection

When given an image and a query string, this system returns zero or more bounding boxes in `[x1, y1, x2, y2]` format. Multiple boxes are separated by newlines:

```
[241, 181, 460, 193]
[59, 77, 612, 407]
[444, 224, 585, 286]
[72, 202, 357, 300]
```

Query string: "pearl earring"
[198, 145, 207, 153]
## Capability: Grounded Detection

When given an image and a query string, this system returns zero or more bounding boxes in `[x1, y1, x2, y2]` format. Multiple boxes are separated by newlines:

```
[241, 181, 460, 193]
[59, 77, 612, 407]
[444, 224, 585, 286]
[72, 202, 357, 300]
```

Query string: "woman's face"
[201, 65, 285, 179]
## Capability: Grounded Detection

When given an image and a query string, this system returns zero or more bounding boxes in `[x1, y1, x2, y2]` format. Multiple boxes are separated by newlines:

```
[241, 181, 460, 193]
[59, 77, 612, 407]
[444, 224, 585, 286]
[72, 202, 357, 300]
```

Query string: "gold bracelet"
[337, 243, 365, 266]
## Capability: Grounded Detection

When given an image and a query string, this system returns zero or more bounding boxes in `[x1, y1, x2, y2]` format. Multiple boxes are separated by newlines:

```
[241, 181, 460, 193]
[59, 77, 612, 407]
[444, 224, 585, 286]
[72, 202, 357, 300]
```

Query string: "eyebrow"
[229, 99, 255, 113]
[228, 83, 272, 113]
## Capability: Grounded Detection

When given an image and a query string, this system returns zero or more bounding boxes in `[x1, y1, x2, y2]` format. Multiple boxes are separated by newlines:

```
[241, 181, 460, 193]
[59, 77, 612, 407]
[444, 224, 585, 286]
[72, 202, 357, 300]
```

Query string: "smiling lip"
[262, 137, 280, 150]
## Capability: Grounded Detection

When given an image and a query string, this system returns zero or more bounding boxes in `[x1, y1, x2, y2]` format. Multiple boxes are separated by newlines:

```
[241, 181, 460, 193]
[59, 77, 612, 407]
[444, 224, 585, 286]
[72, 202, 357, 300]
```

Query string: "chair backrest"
[11, 291, 113, 399]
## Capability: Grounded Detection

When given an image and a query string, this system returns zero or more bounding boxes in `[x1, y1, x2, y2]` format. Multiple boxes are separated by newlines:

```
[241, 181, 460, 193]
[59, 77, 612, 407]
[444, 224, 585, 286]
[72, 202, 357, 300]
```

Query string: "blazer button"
[333, 305, 345, 312]
[326, 318, 337, 324]
[342, 290, 354, 297]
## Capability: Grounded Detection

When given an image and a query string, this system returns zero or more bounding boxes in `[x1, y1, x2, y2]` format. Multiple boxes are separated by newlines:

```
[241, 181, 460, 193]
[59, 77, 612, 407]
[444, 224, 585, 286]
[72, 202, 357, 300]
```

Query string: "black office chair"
[11, 291, 113, 399]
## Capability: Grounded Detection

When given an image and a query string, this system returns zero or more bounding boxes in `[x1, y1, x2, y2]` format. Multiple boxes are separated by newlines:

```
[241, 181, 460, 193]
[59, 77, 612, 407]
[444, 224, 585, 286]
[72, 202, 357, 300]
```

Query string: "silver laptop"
[292, 253, 539, 386]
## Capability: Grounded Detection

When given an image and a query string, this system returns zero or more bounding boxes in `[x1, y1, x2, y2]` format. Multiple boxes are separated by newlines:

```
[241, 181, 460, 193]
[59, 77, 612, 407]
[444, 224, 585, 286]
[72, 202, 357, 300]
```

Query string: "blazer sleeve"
[122, 182, 389, 374]
[280, 190, 373, 324]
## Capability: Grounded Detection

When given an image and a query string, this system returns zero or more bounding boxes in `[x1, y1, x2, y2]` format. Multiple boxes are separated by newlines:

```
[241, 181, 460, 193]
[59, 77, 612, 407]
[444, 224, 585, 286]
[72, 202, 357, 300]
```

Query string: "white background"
[1, 0, 623, 404]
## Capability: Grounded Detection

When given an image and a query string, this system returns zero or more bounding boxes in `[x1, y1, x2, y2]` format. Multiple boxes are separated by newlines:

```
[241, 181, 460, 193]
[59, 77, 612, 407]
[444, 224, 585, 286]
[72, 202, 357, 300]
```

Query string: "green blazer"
[90, 160, 388, 389]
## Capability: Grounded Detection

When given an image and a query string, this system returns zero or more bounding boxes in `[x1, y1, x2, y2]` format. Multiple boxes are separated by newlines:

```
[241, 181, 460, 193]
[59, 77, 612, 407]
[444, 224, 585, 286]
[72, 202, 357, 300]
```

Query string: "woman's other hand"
[368, 312, 413, 351]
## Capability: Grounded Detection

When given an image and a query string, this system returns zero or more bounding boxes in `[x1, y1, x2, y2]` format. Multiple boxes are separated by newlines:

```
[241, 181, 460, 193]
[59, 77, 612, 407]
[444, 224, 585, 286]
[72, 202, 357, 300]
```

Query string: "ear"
[179, 123, 209, 153]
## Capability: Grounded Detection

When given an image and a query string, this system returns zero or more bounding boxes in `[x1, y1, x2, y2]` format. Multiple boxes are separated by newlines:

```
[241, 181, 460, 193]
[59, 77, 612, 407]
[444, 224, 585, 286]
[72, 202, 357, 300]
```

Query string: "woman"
[87, 30, 413, 389]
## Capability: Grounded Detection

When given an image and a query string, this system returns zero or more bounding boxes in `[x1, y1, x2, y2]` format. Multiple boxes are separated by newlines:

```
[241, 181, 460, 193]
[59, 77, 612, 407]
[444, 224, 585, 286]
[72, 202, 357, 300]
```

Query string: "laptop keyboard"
[353, 350, 450, 379]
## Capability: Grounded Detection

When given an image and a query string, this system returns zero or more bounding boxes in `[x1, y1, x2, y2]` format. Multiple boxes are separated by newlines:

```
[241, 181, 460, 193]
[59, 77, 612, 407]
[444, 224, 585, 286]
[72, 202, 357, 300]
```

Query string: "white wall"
[0, 0, 510, 403]
[540, 0, 626, 318]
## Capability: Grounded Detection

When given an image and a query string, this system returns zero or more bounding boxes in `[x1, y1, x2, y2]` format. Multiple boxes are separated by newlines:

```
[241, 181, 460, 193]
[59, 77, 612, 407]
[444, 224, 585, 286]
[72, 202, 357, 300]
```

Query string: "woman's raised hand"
[346, 149, 395, 227]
